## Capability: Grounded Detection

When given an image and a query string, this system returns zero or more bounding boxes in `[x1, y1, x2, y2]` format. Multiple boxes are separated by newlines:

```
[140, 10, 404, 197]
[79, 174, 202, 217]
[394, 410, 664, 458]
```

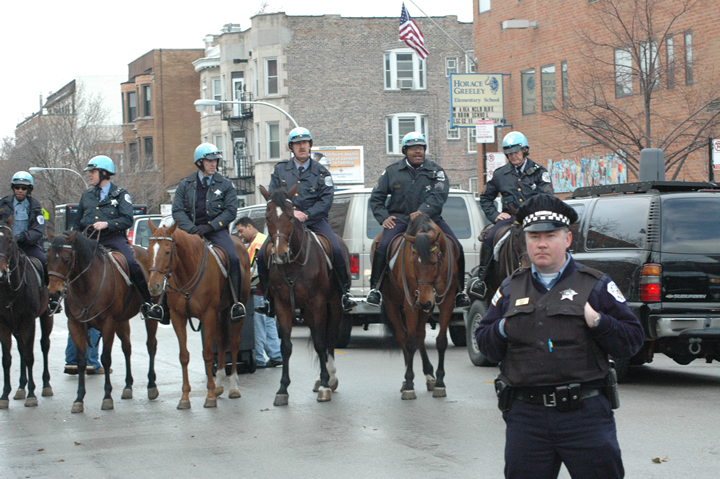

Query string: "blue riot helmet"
[194, 143, 222, 171]
[11, 171, 34, 189]
[288, 127, 313, 148]
[502, 131, 530, 156]
[84, 155, 116, 175]
[401, 131, 427, 155]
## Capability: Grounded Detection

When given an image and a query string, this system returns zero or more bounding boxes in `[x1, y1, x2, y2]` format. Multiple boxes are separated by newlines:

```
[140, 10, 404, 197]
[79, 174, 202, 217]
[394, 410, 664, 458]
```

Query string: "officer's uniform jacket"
[173, 172, 238, 233]
[269, 159, 333, 227]
[0, 195, 45, 246]
[480, 158, 553, 223]
[73, 183, 133, 236]
[476, 257, 644, 387]
[370, 158, 449, 225]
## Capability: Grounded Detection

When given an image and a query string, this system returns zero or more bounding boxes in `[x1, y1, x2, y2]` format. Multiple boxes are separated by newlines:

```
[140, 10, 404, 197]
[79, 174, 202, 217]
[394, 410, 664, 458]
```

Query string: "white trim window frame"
[465, 51, 477, 73]
[386, 113, 427, 155]
[265, 58, 279, 96]
[384, 49, 426, 91]
[446, 56, 459, 77]
[615, 47, 633, 98]
[267, 122, 281, 159]
[212, 77, 222, 112]
[468, 128, 477, 153]
[447, 119, 460, 140]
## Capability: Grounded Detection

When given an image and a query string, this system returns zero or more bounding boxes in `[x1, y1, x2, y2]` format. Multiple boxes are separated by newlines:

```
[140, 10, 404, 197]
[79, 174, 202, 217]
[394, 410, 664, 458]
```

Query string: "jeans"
[253, 295, 281, 365]
[65, 326, 102, 370]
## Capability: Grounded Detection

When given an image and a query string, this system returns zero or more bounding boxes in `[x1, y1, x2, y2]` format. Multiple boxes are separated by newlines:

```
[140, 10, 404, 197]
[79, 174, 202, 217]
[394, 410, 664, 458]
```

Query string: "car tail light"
[640, 263, 662, 302]
[127, 230, 135, 245]
[349, 253, 360, 280]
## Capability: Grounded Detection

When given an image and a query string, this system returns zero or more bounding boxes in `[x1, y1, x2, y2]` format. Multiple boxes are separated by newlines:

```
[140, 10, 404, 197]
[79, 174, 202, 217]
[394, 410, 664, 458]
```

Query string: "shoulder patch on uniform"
[37, 215, 45, 225]
[607, 281, 626, 303]
[542, 172, 551, 183]
[325, 175, 333, 187]
[124, 193, 132, 203]
[491, 288, 502, 306]
[437, 171, 446, 182]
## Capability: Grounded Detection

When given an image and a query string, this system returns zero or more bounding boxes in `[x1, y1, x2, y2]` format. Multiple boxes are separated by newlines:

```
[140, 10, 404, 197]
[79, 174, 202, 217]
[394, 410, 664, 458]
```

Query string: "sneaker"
[266, 358, 283, 368]
[366, 289, 382, 306]
[87, 367, 112, 375]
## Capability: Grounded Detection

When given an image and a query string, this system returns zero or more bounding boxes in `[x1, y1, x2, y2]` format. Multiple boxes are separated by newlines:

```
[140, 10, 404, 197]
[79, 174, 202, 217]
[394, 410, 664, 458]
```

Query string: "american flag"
[399, 3, 429, 60]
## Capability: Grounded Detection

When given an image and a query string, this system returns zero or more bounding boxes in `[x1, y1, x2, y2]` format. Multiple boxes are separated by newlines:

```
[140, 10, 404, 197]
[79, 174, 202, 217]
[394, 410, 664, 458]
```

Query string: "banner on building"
[312, 146, 365, 185]
[449, 73, 504, 128]
[548, 154, 628, 193]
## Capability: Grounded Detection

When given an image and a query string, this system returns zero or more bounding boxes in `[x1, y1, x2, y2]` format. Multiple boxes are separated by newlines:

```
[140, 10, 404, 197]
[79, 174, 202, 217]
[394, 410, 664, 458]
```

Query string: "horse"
[146, 219, 251, 409]
[0, 219, 53, 408]
[259, 184, 345, 406]
[372, 213, 460, 400]
[47, 231, 159, 413]
[475, 216, 529, 301]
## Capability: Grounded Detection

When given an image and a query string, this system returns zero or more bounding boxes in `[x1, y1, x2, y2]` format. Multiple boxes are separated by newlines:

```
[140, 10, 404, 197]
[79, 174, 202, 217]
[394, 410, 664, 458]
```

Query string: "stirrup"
[342, 293, 357, 312]
[468, 277, 487, 299]
[231, 302, 246, 323]
[144, 303, 170, 325]
[366, 289, 382, 306]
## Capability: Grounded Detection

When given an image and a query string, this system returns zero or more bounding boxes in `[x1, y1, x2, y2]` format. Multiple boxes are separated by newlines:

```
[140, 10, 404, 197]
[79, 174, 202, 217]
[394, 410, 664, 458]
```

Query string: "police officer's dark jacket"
[73, 183, 133, 236]
[0, 195, 45, 245]
[269, 158, 333, 227]
[370, 158, 449, 225]
[476, 257, 644, 387]
[173, 172, 238, 233]
[480, 158, 553, 223]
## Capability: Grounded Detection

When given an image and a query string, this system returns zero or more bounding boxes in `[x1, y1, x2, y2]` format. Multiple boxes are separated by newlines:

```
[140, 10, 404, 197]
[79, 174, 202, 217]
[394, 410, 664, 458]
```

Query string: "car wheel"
[466, 300, 497, 367]
[336, 315, 352, 348]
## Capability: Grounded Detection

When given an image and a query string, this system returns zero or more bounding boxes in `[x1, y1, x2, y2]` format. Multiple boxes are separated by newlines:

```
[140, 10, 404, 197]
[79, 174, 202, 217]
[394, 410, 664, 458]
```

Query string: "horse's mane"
[407, 213, 433, 236]
[406, 213, 436, 264]
[269, 188, 292, 211]
[62, 231, 103, 265]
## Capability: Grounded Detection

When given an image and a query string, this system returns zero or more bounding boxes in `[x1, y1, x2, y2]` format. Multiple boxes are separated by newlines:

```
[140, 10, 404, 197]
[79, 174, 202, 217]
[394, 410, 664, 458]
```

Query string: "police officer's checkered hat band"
[522, 210, 570, 228]
[516, 194, 578, 232]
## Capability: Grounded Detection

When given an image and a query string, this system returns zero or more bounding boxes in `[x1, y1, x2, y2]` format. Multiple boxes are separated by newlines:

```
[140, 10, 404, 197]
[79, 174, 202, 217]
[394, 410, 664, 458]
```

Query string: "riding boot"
[130, 268, 156, 322]
[454, 254, 470, 308]
[255, 260, 274, 317]
[469, 244, 493, 299]
[335, 266, 357, 312]
[228, 267, 246, 324]
[366, 250, 386, 306]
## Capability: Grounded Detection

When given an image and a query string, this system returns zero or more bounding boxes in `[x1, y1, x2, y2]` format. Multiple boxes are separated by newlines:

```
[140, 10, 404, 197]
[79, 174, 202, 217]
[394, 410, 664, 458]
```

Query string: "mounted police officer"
[73, 156, 154, 320]
[0, 171, 59, 311]
[475, 194, 643, 479]
[255, 127, 356, 316]
[366, 132, 470, 308]
[473, 131, 554, 295]
[170, 143, 245, 324]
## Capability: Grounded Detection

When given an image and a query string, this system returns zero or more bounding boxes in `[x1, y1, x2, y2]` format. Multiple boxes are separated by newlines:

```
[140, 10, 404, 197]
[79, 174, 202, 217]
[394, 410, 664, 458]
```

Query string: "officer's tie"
[203, 177, 210, 188]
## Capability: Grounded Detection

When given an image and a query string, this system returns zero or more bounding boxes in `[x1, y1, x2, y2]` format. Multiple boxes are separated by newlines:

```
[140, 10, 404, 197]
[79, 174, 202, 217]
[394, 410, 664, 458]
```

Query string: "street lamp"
[193, 99, 299, 128]
[29, 167, 89, 189]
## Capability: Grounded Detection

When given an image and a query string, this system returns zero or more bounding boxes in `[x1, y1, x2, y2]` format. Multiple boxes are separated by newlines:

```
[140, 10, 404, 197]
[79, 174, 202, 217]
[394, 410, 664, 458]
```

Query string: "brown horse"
[0, 220, 53, 408]
[478, 218, 529, 301]
[146, 220, 250, 409]
[47, 231, 159, 413]
[259, 184, 344, 406]
[373, 213, 459, 400]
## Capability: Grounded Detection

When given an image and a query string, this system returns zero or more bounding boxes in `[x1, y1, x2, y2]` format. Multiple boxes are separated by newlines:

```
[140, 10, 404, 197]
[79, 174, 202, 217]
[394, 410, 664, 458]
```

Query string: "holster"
[604, 366, 620, 409]
[494, 378, 514, 412]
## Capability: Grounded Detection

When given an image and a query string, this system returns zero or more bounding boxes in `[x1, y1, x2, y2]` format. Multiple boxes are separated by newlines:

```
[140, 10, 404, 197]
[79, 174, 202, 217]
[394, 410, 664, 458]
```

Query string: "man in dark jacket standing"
[475, 194, 644, 479]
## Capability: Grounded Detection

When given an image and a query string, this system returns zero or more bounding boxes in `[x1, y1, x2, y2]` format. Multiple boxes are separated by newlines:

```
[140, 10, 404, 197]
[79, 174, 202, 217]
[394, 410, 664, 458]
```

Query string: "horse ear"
[148, 218, 157, 234]
[259, 185, 271, 201]
[287, 184, 298, 199]
[402, 234, 416, 244]
[168, 221, 178, 236]
[68, 230, 78, 242]
[6, 215, 13, 228]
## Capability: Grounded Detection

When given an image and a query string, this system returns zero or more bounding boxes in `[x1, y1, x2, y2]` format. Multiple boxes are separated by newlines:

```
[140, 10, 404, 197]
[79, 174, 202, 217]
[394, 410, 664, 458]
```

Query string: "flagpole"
[408, 0, 478, 67]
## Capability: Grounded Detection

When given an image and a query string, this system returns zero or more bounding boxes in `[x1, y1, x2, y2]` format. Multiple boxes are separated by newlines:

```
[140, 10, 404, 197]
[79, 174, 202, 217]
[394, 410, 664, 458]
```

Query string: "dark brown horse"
[259, 184, 345, 406]
[0, 220, 53, 408]
[146, 220, 250, 409]
[47, 231, 159, 413]
[373, 213, 459, 400]
[481, 218, 529, 300]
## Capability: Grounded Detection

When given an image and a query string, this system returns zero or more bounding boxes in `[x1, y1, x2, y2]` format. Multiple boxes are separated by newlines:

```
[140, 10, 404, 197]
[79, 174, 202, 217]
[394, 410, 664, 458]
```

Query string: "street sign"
[476, 119, 495, 143]
[712, 139, 720, 170]
[486, 152, 507, 181]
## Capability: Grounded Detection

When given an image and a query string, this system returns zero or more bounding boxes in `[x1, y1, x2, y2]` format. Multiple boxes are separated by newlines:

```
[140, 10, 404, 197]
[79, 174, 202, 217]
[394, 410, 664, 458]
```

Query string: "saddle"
[308, 231, 334, 270]
[27, 256, 44, 289]
[205, 241, 230, 279]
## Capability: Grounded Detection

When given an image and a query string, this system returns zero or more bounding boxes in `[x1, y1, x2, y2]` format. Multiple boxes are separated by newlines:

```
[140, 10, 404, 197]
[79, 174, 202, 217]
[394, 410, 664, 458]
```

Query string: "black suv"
[564, 181, 720, 379]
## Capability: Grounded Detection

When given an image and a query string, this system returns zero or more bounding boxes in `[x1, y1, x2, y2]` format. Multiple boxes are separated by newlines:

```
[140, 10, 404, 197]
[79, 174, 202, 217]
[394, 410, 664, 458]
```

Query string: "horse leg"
[432, 305, 453, 398]
[326, 297, 342, 392]
[16, 329, 38, 407]
[417, 318, 436, 392]
[117, 320, 134, 401]
[13, 352, 26, 401]
[212, 310, 228, 399]
[0, 330, 12, 408]
[227, 320, 243, 399]
[144, 316, 159, 400]
[99, 323, 116, 410]
[70, 323, 88, 413]
[273, 305, 293, 407]
[401, 309, 420, 400]
[39, 309, 53, 397]
[172, 316, 192, 409]
[202, 310, 219, 408]
[308, 304, 332, 402]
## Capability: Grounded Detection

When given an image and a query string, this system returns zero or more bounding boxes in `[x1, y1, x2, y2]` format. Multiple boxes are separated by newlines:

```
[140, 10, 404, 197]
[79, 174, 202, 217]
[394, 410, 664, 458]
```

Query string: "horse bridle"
[400, 234, 455, 311]
[0, 224, 27, 293]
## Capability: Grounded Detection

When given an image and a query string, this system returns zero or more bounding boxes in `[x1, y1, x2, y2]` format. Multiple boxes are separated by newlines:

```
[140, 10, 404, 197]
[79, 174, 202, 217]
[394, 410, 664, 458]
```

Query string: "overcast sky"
[1, 0, 472, 141]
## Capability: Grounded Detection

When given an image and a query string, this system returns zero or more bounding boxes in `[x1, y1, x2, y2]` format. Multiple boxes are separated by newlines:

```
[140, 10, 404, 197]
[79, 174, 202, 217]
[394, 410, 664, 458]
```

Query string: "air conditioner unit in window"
[398, 79, 414, 90]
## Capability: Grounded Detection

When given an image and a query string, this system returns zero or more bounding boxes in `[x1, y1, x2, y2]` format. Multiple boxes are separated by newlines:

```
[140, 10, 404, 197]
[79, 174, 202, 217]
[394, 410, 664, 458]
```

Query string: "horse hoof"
[0, 399, 8, 409]
[317, 387, 332, 402]
[25, 397, 39, 407]
[432, 387, 447, 398]
[313, 380, 321, 393]
[101, 398, 114, 410]
[400, 381, 406, 393]
[204, 398, 217, 408]
[426, 378, 436, 391]
[401, 390, 417, 400]
[147, 387, 159, 400]
[42, 387, 53, 397]
[71, 402, 84, 413]
[13, 389, 26, 400]
[177, 400, 191, 410]
[214, 386, 224, 397]
[229, 389, 241, 399]
[274, 394, 289, 407]
[121, 388, 133, 400]
[329, 377, 339, 391]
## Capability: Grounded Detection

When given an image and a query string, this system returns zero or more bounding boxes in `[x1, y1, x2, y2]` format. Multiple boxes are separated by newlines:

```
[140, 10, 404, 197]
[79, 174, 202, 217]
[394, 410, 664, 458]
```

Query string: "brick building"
[473, 0, 720, 193]
[195, 13, 475, 205]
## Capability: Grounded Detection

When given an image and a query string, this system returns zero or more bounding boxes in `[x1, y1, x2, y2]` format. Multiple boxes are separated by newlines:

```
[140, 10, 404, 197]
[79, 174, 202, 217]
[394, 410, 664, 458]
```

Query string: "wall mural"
[547, 154, 628, 193]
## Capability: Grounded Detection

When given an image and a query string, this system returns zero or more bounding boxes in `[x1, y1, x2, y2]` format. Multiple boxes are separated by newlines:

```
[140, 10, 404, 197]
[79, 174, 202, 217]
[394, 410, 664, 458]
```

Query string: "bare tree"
[549, 0, 720, 179]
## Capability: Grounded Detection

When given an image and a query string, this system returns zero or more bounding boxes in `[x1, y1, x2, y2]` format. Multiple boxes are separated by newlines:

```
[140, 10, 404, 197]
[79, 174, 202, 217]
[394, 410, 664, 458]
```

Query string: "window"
[684, 30, 693, 86]
[469, 177, 479, 197]
[614, 47, 633, 98]
[465, 52, 477, 73]
[447, 119, 460, 139]
[666, 35, 675, 89]
[128, 142, 139, 170]
[266, 59, 278, 95]
[639, 41, 658, 93]
[212, 78, 222, 112]
[386, 114, 426, 154]
[142, 85, 151, 117]
[127, 91, 137, 122]
[143, 137, 153, 169]
[120, 93, 125, 123]
[446, 57, 458, 76]
[586, 197, 649, 249]
[662, 198, 720, 254]
[468, 128, 477, 153]
[479, 0, 491, 14]
[254, 60, 259, 97]
[541, 64, 556, 111]
[267, 123, 280, 159]
[521, 69, 536, 115]
[384, 50, 426, 90]
[561, 61, 568, 107]
[213, 134, 224, 172]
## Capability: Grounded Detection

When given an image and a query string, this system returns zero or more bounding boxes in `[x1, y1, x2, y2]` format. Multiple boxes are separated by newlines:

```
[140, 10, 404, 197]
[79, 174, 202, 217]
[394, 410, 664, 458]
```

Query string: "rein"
[398, 231, 455, 311]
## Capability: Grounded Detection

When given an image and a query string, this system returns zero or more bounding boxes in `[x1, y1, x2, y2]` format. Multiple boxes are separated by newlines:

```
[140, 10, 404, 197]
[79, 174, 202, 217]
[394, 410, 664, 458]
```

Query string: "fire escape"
[221, 92, 254, 199]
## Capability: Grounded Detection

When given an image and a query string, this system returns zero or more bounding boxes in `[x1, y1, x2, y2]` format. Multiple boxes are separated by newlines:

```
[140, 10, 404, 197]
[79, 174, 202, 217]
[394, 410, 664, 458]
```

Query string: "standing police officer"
[475, 194, 644, 479]
[366, 132, 470, 308]
[73, 156, 154, 320]
[256, 127, 356, 315]
[171, 143, 245, 323]
[474, 131, 553, 294]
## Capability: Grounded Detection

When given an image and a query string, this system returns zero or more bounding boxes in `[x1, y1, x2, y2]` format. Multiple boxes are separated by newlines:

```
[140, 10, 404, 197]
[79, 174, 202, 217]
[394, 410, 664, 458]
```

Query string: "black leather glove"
[197, 224, 214, 236]
[188, 226, 199, 235]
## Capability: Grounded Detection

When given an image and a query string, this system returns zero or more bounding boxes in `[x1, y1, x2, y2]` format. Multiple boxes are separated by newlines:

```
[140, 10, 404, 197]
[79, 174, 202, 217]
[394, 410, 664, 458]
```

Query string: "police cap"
[516, 194, 578, 232]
